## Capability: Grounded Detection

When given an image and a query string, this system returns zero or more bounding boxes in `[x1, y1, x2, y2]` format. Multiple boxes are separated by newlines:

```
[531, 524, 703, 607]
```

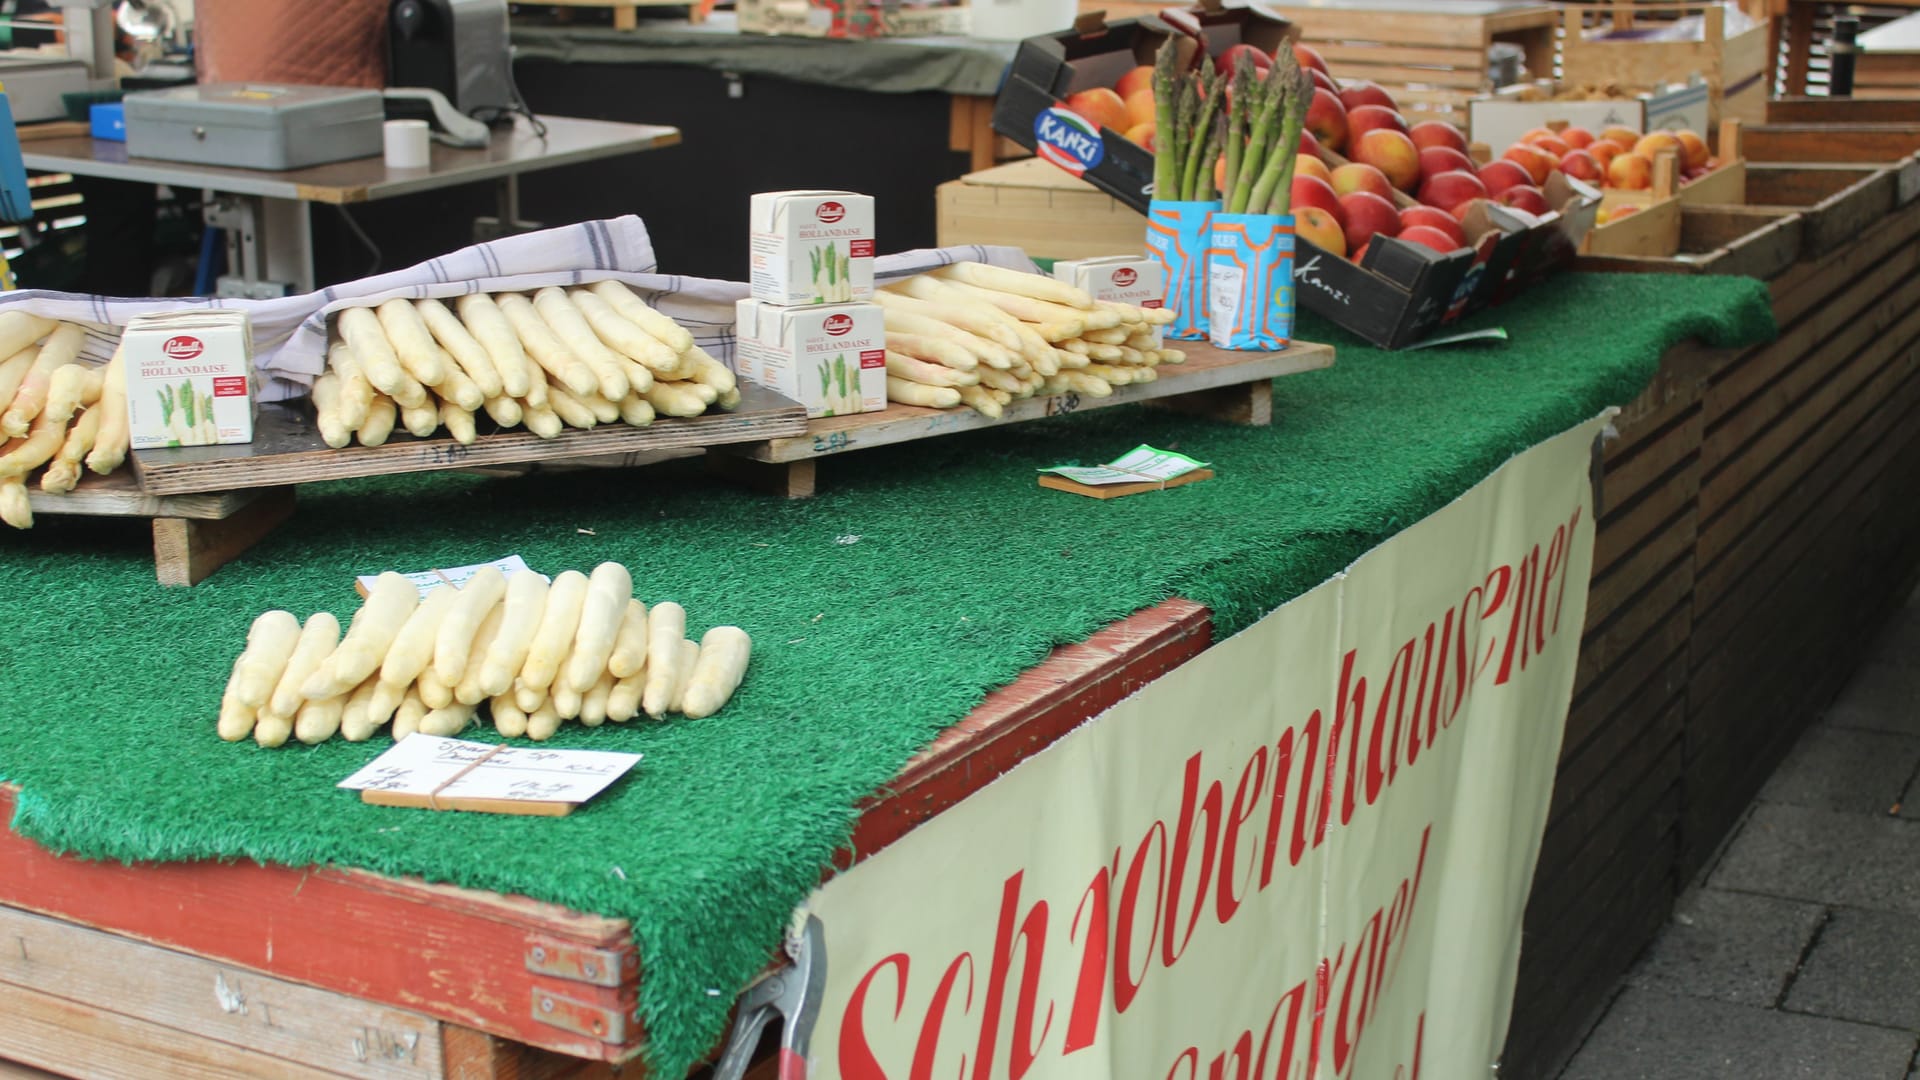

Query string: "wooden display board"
[23, 471, 296, 588]
[714, 340, 1336, 497]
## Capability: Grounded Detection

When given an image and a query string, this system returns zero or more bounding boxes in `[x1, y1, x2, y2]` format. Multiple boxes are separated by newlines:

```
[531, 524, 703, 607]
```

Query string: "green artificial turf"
[0, 273, 1773, 1077]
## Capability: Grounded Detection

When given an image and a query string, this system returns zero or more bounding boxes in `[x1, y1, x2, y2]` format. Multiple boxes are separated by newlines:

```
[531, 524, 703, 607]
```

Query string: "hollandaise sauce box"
[1053, 256, 1166, 347]
[122, 310, 256, 449]
[734, 299, 885, 418]
[749, 191, 876, 306]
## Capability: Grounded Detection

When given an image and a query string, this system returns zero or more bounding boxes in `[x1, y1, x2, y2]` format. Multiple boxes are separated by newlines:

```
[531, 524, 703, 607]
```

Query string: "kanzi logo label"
[816, 202, 846, 224]
[1111, 267, 1138, 287]
[1034, 107, 1104, 177]
[163, 335, 204, 360]
[823, 313, 854, 336]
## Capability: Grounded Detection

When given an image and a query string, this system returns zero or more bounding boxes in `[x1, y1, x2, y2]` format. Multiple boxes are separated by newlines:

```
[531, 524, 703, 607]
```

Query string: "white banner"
[801, 412, 1613, 1080]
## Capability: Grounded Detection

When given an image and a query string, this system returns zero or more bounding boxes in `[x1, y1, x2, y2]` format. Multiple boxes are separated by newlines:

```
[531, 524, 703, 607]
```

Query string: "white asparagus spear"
[496, 293, 598, 398]
[565, 562, 633, 693]
[357, 395, 399, 446]
[376, 298, 450, 387]
[327, 341, 375, 429]
[416, 297, 504, 398]
[434, 566, 508, 684]
[339, 307, 427, 408]
[589, 280, 694, 354]
[680, 627, 751, 719]
[932, 262, 1095, 307]
[454, 293, 535, 399]
[640, 601, 687, 719]
[886, 377, 960, 408]
[479, 571, 551, 696]
[534, 287, 634, 401]
[570, 287, 684, 375]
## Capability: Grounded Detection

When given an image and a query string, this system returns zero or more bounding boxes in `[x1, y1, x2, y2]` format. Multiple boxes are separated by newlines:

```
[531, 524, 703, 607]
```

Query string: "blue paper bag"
[1206, 212, 1296, 351]
[1145, 199, 1218, 341]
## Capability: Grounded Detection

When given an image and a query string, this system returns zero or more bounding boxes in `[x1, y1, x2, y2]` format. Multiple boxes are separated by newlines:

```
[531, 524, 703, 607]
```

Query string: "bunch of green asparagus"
[1151, 39, 1315, 215]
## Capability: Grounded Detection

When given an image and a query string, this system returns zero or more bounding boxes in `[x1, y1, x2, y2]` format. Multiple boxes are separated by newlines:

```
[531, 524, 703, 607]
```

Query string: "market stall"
[9, 1, 1920, 1077]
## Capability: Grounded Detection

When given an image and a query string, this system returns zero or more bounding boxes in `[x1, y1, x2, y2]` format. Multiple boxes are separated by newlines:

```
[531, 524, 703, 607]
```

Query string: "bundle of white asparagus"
[317, 281, 738, 448]
[219, 562, 752, 747]
[876, 262, 1183, 418]
[0, 314, 131, 530]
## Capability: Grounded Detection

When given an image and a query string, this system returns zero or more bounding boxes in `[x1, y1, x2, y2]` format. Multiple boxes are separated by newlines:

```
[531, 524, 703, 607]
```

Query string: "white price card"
[1040, 444, 1210, 487]
[356, 555, 547, 598]
[337, 736, 642, 807]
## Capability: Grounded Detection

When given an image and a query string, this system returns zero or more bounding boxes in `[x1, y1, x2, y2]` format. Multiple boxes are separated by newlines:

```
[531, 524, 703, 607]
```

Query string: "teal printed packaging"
[749, 191, 876, 306]
[734, 299, 885, 418]
[122, 310, 255, 449]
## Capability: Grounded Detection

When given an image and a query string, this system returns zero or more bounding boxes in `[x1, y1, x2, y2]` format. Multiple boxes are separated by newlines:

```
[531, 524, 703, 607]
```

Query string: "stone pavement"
[1557, 598, 1920, 1080]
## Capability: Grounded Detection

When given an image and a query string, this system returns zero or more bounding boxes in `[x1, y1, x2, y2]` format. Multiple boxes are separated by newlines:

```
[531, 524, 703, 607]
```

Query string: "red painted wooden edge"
[0, 598, 1215, 1067]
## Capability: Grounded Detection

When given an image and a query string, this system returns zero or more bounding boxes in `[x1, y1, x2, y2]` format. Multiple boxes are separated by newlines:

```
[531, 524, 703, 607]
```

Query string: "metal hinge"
[530, 987, 631, 1045]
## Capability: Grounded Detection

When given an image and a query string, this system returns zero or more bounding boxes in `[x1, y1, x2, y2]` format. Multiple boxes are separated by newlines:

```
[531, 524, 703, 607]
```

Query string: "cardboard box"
[990, 5, 1294, 212]
[1469, 82, 1713, 157]
[735, 300, 886, 418]
[936, 159, 1147, 260]
[750, 191, 877, 307]
[1054, 255, 1165, 346]
[736, 0, 964, 38]
[122, 310, 256, 449]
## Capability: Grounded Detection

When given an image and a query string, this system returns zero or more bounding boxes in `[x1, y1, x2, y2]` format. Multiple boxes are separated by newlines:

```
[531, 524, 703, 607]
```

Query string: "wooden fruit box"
[1257, 0, 1562, 126]
[937, 158, 1146, 261]
[1750, 98, 1920, 208]
[1582, 151, 1685, 257]
[1729, 162, 1902, 258]
[1560, 2, 1771, 128]
[1574, 205, 1803, 280]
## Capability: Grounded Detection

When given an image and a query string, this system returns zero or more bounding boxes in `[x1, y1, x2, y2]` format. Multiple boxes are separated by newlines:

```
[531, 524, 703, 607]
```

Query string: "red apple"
[1289, 174, 1345, 222]
[1114, 65, 1155, 100]
[1398, 224, 1463, 255]
[1123, 121, 1156, 152]
[1418, 145, 1476, 182]
[1607, 152, 1653, 190]
[1338, 190, 1401, 254]
[1309, 67, 1338, 93]
[1399, 205, 1468, 247]
[1295, 153, 1332, 184]
[1417, 169, 1488, 212]
[1528, 134, 1572, 158]
[1329, 161, 1394, 201]
[1558, 148, 1603, 184]
[1062, 88, 1130, 132]
[1675, 130, 1710, 170]
[1345, 104, 1409, 145]
[1409, 120, 1469, 155]
[1477, 159, 1533, 198]
[1560, 126, 1596, 150]
[1219, 44, 1273, 76]
[1294, 44, 1330, 78]
[1451, 197, 1489, 223]
[1338, 81, 1398, 113]
[1353, 241, 1371, 265]
[1587, 140, 1620, 170]
[1497, 184, 1550, 215]
[1299, 129, 1323, 159]
[1294, 206, 1346, 257]
[1305, 88, 1349, 151]
[1351, 128, 1420, 192]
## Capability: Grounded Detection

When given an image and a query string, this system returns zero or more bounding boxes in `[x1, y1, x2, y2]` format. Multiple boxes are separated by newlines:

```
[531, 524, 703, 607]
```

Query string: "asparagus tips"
[1229, 62, 1281, 214]
[1246, 47, 1310, 216]
[1266, 60, 1315, 216]
[1220, 54, 1256, 211]
[1151, 40, 1181, 198]
[1179, 55, 1226, 203]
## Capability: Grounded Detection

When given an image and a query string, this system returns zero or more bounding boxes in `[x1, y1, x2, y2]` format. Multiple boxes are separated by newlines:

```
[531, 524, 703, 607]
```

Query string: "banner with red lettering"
[802, 412, 1612, 1080]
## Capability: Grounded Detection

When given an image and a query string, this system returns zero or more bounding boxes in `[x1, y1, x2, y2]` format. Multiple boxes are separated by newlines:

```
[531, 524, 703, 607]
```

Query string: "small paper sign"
[1041, 444, 1209, 487]
[338, 736, 641, 809]
[356, 556, 546, 598]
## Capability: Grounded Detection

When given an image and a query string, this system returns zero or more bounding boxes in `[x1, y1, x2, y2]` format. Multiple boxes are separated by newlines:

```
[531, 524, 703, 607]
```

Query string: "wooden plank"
[1268, 6, 1512, 48]
[1592, 450, 1700, 576]
[1308, 42, 1485, 68]
[1749, 124, 1920, 163]
[1573, 556, 1693, 695]
[0, 906, 444, 1079]
[1586, 508, 1696, 632]
[936, 167, 1146, 260]
[131, 387, 808, 497]
[1751, 168, 1898, 255]
[1302, 63, 1487, 90]
[1765, 195, 1920, 329]
[153, 488, 298, 587]
[0, 1058, 65, 1079]
[1569, 596, 1689, 727]
[1768, 97, 1920, 124]
[1601, 410, 1700, 511]
[727, 341, 1336, 465]
[0, 785, 642, 1062]
[0, 979, 349, 1080]
[439, 1027, 617, 1080]
[25, 469, 263, 521]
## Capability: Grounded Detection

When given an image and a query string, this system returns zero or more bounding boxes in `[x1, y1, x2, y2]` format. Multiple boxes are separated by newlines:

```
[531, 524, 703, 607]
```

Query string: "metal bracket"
[529, 987, 630, 1045]
[524, 936, 635, 988]
[204, 195, 295, 299]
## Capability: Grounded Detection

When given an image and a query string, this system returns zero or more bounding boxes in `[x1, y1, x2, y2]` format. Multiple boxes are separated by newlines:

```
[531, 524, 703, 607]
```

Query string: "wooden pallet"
[132, 386, 808, 497]
[1560, 1, 1772, 128]
[535, 0, 713, 29]
[22, 470, 295, 588]
[712, 340, 1336, 497]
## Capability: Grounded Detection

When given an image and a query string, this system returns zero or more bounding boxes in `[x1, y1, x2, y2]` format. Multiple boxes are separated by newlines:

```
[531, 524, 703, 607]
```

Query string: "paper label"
[337, 735, 642, 805]
[356, 555, 544, 597]
[1041, 444, 1209, 486]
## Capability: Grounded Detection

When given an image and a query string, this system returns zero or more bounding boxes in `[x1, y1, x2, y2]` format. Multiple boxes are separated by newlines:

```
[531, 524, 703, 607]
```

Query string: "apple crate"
[935, 158, 1149, 259]
[1575, 205, 1804, 280]
[1559, 2, 1771, 129]
[1258, 0, 1562, 127]
[1750, 98, 1920, 208]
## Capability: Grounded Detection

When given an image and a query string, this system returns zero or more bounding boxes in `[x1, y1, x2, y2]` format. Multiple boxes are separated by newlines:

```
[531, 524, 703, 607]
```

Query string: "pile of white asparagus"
[218, 562, 751, 747]
[318, 281, 738, 447]
[878, 262, 1183, 418]
[0, 314, 129, 530]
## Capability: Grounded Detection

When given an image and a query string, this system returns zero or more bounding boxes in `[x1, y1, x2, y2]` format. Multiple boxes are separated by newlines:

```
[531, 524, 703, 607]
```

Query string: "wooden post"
[1143, 380, 1274, 426]
[151, 487, 296, 586]
[706, 455, 817, 499]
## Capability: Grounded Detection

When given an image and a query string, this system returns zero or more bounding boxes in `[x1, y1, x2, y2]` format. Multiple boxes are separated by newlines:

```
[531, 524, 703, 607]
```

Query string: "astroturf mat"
[0, 273, 1773, 1076]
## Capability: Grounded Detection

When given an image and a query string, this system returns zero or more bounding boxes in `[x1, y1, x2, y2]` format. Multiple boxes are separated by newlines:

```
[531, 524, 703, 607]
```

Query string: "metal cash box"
[124, 84, 385, 171]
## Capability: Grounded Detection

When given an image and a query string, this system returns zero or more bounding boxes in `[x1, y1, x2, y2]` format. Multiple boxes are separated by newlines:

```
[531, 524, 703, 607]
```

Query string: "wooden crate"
[1740, 161, 1899, 256]
[1560, 2, 1772, 127]
[1575, 205, 1803, 278]
[1583, 150, 1686, 256]
[1260, 0, 1562, 126]
[536, 0, 714, 28]
[1751, 99, 1920, 207]
[936, 158, 1147, 261]
[1857, 10, 1920, 97]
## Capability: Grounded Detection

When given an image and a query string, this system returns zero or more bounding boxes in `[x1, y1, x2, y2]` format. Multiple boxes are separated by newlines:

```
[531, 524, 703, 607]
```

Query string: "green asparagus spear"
[1220, 55, 1256, 213]
[1249, 50, 1312, 216]
[1228, 63, 1282, 213]
[1180, 57, 1226, 202]
[1151, 40, 1181, 198]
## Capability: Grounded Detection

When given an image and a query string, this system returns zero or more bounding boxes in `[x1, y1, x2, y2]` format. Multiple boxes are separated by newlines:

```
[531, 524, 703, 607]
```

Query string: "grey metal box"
[123, 83, 385, 171]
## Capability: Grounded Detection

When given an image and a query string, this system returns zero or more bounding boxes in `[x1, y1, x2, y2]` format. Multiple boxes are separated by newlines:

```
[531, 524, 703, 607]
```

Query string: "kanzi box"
[734, 299, 886, 418]
[122, 310, 255, 448]
[750, 191, 877, 306]
[1053, 256, 1166, 346]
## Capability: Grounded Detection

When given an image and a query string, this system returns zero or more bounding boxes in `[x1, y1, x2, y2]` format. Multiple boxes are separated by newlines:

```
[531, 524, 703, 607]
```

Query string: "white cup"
[383, 119, 431, 169]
